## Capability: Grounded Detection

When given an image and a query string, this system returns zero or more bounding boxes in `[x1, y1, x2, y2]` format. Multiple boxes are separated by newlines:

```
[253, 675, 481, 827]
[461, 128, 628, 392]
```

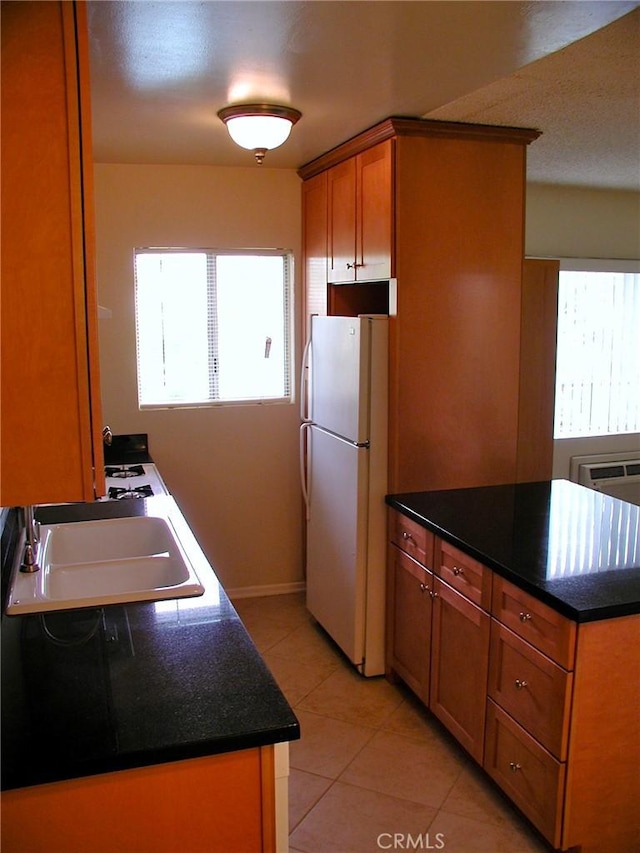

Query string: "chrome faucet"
[20, 505, 40, 573]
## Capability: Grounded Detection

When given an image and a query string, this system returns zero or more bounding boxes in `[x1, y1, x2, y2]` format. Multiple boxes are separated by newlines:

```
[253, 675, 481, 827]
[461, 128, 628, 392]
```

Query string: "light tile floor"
[233, 593, 552, 853]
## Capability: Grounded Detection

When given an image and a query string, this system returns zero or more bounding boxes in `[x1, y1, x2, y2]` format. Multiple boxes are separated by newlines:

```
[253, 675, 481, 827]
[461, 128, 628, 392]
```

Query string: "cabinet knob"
[401, 531, 414, 542]
[419, 582, 428, 594]
[519, 612, 532, 623]
[514, 679, 528, 690]
[346, 262, 363, 269]
[430, 590, 439, 599]
[452, 566, 464, 576]
[509, 762, 522, 773]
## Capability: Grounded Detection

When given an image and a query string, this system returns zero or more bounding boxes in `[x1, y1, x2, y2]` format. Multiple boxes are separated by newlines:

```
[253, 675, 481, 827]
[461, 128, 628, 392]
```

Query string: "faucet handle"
[102, 425, 113, 446]
[20, 542, 39, 573]
[20, 506, 40, 573]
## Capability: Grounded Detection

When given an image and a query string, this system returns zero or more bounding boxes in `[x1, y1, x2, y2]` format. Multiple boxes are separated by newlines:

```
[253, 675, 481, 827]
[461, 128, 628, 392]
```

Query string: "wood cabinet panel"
[561, 615, 640, 852]
[488, 620, 573, 760]
[390, 134, 527, 493]
[485, 700, 565, 848]
[430, 577, 490, 763]
[1, 747, 276, 853]
[386, 544, 432, 704]
[492, 576, 576, 668]
[436, 537, 492, 610]
[1, 0, 103, 505]
[517, 259, 559, 482]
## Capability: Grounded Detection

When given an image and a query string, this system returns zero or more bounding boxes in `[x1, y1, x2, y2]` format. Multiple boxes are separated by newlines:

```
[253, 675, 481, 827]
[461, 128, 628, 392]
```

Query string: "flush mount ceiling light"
[217, 104, 302, 165]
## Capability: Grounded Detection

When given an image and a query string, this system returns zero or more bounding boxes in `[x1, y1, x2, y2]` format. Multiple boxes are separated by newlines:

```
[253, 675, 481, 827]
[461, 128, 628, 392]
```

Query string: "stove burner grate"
[105, 465, 146, 479]
[108, 485, 154, 500]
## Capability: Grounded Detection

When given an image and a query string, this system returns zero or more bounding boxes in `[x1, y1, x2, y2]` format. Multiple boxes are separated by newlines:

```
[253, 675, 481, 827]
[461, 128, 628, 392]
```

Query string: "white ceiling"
[87, 1, 640, 190]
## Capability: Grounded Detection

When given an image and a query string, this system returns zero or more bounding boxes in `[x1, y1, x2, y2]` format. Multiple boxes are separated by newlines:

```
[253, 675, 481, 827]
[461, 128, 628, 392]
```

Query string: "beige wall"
[93, 170, 639, 593]
[525, 183, 640, 478]
[525, 184, 640, 260]
[94, 164, 303, 595]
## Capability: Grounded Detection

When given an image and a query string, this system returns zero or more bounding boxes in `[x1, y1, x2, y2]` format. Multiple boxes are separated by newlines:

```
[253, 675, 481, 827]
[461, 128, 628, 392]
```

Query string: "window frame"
[134, 246, 295, 410]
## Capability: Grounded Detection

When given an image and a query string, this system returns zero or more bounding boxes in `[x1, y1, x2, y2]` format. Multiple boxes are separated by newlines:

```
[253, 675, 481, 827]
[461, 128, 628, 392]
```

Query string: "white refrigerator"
[300, 315, 388, 676]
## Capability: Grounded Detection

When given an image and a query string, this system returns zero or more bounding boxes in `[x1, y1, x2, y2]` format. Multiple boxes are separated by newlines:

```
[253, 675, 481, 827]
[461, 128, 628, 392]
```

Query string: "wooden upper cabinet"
[300, 117, 540, 493]
[1, 1, 104, 506]
[328, 141, 393, 284]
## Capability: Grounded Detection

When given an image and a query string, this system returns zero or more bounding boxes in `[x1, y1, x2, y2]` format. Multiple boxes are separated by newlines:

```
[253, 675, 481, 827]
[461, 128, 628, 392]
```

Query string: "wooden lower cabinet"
[387, 510, 640, 852]
[430, 578, 490, 763]
[1, 747, 278, 853]
[387, 519, 491, 763]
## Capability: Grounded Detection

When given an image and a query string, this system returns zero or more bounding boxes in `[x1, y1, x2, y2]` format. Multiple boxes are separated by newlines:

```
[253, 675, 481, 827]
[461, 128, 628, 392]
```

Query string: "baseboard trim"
[227, 581, 306, 600]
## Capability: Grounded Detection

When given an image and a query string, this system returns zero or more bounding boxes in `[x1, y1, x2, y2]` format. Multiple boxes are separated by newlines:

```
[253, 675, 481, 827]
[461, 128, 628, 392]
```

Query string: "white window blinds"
[554, 268, 640, 438]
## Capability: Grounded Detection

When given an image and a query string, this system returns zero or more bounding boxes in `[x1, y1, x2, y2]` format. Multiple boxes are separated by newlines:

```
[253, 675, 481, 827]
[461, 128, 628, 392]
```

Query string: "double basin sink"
[6, 515, 205, 615]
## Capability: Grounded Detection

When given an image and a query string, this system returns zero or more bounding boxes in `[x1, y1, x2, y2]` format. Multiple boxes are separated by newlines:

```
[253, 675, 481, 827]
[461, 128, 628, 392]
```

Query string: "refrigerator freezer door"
[310, 316, 370, 444]
[306, 425, 369, 670]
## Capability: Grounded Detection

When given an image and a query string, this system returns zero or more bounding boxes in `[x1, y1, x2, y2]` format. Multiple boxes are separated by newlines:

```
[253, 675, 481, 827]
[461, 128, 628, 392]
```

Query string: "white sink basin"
[5, 516, 205, 615]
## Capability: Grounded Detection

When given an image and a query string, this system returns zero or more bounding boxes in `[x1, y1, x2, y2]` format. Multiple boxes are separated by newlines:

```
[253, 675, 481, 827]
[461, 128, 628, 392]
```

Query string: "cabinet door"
[430, 577, 490, 763]
[1, 1, 104, 505]
[328, 158, 357, 283]
[357, 141, 393, 282]
[387, 544, 432, 704]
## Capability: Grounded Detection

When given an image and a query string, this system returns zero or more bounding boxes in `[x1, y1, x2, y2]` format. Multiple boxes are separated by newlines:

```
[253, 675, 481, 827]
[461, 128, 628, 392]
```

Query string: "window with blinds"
[134, 249, 293, 408]
[554, 265, 640, 438]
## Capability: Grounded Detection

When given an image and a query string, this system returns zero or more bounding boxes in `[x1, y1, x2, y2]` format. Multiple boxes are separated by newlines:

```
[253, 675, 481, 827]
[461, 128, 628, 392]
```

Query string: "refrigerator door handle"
[300, 335, 312, 423]
[299, 422, 312, 520]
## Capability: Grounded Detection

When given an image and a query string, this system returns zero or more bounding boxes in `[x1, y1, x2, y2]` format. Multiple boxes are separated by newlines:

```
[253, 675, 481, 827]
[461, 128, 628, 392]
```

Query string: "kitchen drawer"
[492, 576, 576, 669]
[436, 538, 492, 610]
[389, 510, 433, 567]
[484, 700, 565, 848]
[488, 620, 573, 760]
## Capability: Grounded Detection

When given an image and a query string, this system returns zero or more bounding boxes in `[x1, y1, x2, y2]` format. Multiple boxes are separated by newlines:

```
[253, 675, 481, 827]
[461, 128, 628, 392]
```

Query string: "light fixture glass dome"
[218, 104, 302, 164]
[226, 115, 293, 151]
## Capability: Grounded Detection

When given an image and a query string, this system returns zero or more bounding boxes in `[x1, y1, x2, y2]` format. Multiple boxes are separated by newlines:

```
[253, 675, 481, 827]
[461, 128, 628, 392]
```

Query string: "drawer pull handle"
[514, 679, 528, 690]
[519, 612, 532, 623]
[509, 762, 522, 773]
[452, 566, 464, 576]
[401, 531, 414, 543]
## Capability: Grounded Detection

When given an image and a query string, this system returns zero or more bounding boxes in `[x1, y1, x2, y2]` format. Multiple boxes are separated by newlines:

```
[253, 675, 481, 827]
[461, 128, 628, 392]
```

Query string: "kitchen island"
[1, 496, 299, 852]
[386, 479, 640, 853]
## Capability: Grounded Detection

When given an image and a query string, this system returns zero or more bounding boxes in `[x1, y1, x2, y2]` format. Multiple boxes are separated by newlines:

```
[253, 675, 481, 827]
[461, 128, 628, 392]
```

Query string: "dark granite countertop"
[1, 497, 299, 791]
[386, 479, 640, 623]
